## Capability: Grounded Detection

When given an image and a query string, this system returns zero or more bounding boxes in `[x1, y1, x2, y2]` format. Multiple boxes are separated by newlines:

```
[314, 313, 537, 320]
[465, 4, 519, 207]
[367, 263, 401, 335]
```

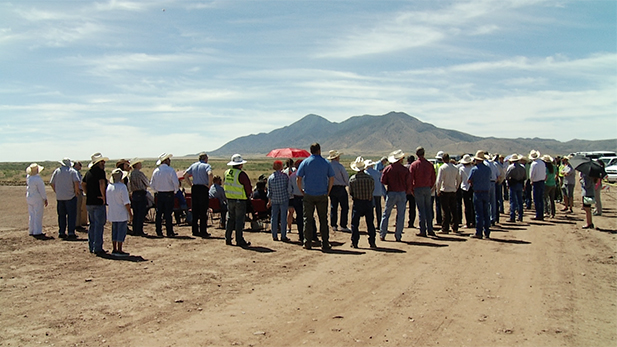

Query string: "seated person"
[251, 181, 269, 202]
[209, 175, 228, 228]
[174, 179, 191, 224]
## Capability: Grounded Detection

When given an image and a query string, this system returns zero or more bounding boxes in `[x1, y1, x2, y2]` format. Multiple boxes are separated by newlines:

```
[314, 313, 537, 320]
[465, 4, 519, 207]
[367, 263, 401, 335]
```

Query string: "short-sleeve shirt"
[83, 165, 108, 205]
[185, 160, 212, 186]
[50, 166, 80, 200]
[296, 154, 335, 196]
[106, 182, 130, 222]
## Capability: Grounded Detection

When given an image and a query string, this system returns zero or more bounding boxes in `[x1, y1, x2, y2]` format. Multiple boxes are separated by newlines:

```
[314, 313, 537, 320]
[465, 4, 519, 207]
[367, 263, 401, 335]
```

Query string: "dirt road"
[1, 185, 615, 346]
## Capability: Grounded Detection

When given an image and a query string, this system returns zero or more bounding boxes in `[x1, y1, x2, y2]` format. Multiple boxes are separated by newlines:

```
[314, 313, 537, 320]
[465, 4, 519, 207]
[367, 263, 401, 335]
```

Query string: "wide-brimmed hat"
[227, 153, 247, 166]
[58, 157, 72, 167]
[508, 154, 521, 162]
[388, 150, 405, 163]
[474, 150, 486, 161]
[110, 168, 128, 183]
[528, 149, 541, 160]
[88, 152, 109, 168]
[364, 159, 377, 167]
[327, 150, 342, 160]
[435, 151, 444, 160]
[130, 158, 144, 167]
[459, 154, 473, 165]
[26, 163, 44, 175]
[116, 159, 130, 168]
[156, 153, 173, 165]
[350, 156, 366, 171]
[541, 154, 553, 163]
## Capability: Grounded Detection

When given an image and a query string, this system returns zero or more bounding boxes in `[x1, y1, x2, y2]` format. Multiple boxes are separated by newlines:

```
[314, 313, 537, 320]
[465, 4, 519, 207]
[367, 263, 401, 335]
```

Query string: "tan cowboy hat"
[350, 156, 366, 171]
[508, 154, 521, 162]
[388, 150, 405, 163]
[327, 150, 342, 160]
[88, 152, 109, 168]
[541, 154, 553, 163]
[459, 154, 473, 165]
[116, 159, 130, 168]
[26, 163, 44, 175]
[110, 168, 128, 183]
[473, 150, 486, 161]
[156, 153, 173, 165]
[227, 153, 247, 166]
[130, 158, 144, 167]
[528, 149, 541, 160]
[58, 157, 72, 167]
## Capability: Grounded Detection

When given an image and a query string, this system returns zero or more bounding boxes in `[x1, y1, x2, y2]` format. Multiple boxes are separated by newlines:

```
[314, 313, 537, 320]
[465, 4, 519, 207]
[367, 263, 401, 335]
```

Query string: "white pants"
[27, 198, 44, 235]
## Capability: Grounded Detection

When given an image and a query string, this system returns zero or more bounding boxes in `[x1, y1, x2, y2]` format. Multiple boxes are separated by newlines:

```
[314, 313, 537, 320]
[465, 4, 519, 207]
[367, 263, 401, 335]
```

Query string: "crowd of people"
[24, 144, 603, 254]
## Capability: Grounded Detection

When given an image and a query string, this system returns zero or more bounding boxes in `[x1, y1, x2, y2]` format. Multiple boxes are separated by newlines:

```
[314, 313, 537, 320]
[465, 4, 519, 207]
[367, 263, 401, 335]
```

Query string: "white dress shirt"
[150, 163, 179, 193]
[436, 163, 461, 193]
[529, 159, 547, 183]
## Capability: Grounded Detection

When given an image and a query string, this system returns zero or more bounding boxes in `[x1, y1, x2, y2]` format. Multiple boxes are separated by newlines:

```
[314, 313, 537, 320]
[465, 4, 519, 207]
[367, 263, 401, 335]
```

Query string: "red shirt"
[380, 161, 411, 193]
[409, 157, 436, 191]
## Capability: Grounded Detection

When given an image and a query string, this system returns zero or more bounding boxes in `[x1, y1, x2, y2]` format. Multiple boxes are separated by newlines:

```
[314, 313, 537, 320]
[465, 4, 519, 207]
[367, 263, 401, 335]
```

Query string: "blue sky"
[1, 0, 615, 162]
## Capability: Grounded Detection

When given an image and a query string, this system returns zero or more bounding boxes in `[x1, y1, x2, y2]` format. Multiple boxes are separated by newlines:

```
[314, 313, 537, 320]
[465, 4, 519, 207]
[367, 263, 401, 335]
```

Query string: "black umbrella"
[569, 155, 606, 179]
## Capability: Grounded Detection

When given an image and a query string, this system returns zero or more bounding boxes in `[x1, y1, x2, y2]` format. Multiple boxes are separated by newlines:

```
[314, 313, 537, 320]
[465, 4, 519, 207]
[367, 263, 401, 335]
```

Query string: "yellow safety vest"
[224, 168, 247, 200]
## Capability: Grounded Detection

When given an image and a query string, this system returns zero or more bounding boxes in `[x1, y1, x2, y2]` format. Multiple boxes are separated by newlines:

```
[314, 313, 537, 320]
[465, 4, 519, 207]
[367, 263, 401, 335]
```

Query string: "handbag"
[583, 196, 595, 205]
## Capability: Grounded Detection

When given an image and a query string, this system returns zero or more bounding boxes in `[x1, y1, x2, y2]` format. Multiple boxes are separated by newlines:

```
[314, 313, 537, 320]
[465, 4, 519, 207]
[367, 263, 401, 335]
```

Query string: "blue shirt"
[468, 162, 491, 192]
[296, 154, 335, 196]
[365, 167, 385, 196]
[209, 183, 227, 204]
[185, 160, 212, 185]
[330, 160, 349, 186]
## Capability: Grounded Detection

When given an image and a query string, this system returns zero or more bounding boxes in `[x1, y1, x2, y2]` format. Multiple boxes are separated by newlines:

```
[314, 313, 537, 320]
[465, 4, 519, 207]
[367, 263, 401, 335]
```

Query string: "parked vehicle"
[598, 156, 617, 167]
[605, 164, 617, 183]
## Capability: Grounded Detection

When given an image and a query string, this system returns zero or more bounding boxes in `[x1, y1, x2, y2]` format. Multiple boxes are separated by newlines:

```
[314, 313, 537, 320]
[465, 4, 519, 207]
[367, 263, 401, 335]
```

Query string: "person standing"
[296, 143, 335, 250]
[223, 154, 252, 247]
[82, 153, 109, 254]
[127, 158, 149, 236]
[366, 158, 387, 222]
[505, 154, 526, 222]
[184, 152, 214, 238]
[457, 154, 475, 229]
[543, 155, 557, 218]
[150, 153, 179, 238]
[73, 161, 88, 230]
[528, 150, 547, 221]
[50, 158, 81, 239]
[404, 155, 417, 228]
[433, 151, 445, 225]
[379, 149, 410, 242]
[435, 153, 461, 234]
[327, 150, 351, 232]
[468, 151, 492, 239]
[26, 163, 48, 238]
[580, 172, 597, 229]
[409, 147, 436, 237]
[560, 156, 575, 213]
[485, 153, 501, 225]
[267, 160, 291, 241]
[348, 157, 376, 248]
[107, 168, 132, 255]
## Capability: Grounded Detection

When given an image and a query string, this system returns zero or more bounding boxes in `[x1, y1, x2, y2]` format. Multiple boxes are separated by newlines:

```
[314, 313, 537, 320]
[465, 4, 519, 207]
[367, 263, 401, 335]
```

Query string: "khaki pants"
[76, 193, 88, 226]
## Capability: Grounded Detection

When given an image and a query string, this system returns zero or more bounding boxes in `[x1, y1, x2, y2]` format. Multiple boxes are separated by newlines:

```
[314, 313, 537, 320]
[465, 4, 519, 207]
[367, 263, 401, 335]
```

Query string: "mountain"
[209, 112, 616, 158]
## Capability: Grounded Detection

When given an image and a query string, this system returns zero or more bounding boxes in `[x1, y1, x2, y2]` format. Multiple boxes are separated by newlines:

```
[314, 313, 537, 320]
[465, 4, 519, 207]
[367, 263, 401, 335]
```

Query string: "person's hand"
[44, 199, 48, 207]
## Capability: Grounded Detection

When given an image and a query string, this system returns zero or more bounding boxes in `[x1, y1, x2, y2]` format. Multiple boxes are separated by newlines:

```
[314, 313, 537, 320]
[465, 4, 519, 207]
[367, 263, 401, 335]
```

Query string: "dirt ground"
[0, 185, 616, 347]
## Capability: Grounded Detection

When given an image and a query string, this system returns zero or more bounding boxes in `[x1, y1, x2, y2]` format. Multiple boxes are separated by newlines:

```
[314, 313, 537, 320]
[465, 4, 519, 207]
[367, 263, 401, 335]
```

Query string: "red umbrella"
[266, 148, 310, 158]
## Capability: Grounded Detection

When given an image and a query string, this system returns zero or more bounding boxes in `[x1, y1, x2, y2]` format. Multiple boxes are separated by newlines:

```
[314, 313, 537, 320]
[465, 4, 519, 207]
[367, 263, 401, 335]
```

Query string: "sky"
[1, 0, 616, 162]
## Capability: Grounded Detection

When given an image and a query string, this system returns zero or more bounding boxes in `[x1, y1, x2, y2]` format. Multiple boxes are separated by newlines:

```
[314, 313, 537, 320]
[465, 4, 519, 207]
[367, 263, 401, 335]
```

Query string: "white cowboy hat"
[26, 163, 44, 175]
[88, 152, 109, 168]
[388, 150, 405, 163]
[508, 154, 521, 162]
[327, 150, 342, 160]
[473, 150, 486, 161]
[528, 149, 541, 160]
[130, 158, 144, 167]
[110, 168, 128, 183]
[58, 157, 72, 167]
[156, 153, 173, 165]
[435, 151, 444, 160]
[364, 159, 377, 167]
[350, 156, 366, 171]
[227, 153, 247, 166]
[541, 154, 553, 163]
[459, 154, 473, 165]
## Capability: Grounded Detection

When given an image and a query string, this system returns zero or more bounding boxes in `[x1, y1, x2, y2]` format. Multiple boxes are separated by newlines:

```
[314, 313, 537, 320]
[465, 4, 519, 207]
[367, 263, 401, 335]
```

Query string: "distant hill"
[209, 112, 617, 158]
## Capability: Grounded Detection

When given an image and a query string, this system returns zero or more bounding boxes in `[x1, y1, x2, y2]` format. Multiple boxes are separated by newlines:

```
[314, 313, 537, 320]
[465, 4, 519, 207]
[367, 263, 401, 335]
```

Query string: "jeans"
[414, 187, 433, 235]
[532, 181, 545, 219]
[191, 185, 209, 235]
[406, 193, 416, 227]
[379, 191, 407, 240]
[57, 197, 77, 236]
[87, 205, 106, 252]
[329, 185, 349, 229]
[489, 181, 496, 223]
[473, 191, 491, 238]
[303, 194, 329, 247]
[544, 185, 556, 217]
[226, 199, 248, 244]
[433, 194, 442, 224]
[439, 191, 458, 232]
[111, 221, 128, 242]
[131, 190, 148, 235]
[351, 199, 376, 246]
[270, 201, 289, 239]
[291, 196, 305, 241]
[509, 183, 524, 221]
[524, 180, 532, 209]
[155, 192, 175, 235]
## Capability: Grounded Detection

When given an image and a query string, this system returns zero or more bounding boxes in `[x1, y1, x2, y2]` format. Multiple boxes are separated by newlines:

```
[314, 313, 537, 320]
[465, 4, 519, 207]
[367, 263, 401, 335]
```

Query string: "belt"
[158, 191, 174, 194]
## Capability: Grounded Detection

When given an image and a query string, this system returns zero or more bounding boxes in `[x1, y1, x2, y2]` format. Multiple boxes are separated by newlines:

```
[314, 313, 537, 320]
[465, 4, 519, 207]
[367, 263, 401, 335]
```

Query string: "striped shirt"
[349, 171, 374, 201]
[128, 169, 150, 193]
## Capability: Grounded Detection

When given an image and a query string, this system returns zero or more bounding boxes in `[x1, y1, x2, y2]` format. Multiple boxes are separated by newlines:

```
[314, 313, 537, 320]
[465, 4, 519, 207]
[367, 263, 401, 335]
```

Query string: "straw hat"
[130, 158, 144, 167]
[110, 168, 128, 183]
[388, 150, 405, 163]
[116, 159, 130, 168]
[541, 154, 553, 163]
[88, 152, 109, 168]
[327, 150, 342, 160]
[473, 150, 486, 161]
[350, 156, 366, 171]
[26, 163, 44, 175]
[227, 153, 247, 166]
[58, 157, 72, 167]
[156, 153, 173, 165]
[528, 149, 541, 160]
[508, 154, 521, 162]
[459, 154, 473, 165]
[364, 159, 377, 167]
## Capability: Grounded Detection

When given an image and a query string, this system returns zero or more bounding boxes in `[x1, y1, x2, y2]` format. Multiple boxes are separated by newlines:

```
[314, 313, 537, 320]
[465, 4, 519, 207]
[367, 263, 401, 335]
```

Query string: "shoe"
[437, 231, 450, 234]
[379, 236, 385, 241]
[369, 242, 377, 248]
[192, 232, 201, 236]
[339, 227, 351, 232]
[201, 232, 211, 238]
[281, 237, 291, 242]
[225, 240, 233, 246]
[116, 251, 129, 256]
[272, 237, 279, 241]
[470, 235, 483, 239]
[416, 233, 427, 237]
[303, 243, 312, 250]
[59, 234, 67, 239]
[322, 243, 331, 251]
[94, 250, 107, 256]
[582, 224, 595, 229]
[167, 233, 177, 238]
[517, 218, 523, 222]
[238, 241, 251, 247]
[507, 218, 515, 223]
[156, 233, 164, 238]
[395, 238, 402, 242]
[67, 234, 78, 240]
[593, 211, 601, 216]
[332, 226, 338, 231]
[350, 243, 358, 249]
[560, 207, 568, 211]
[427, 232, 436, 237]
